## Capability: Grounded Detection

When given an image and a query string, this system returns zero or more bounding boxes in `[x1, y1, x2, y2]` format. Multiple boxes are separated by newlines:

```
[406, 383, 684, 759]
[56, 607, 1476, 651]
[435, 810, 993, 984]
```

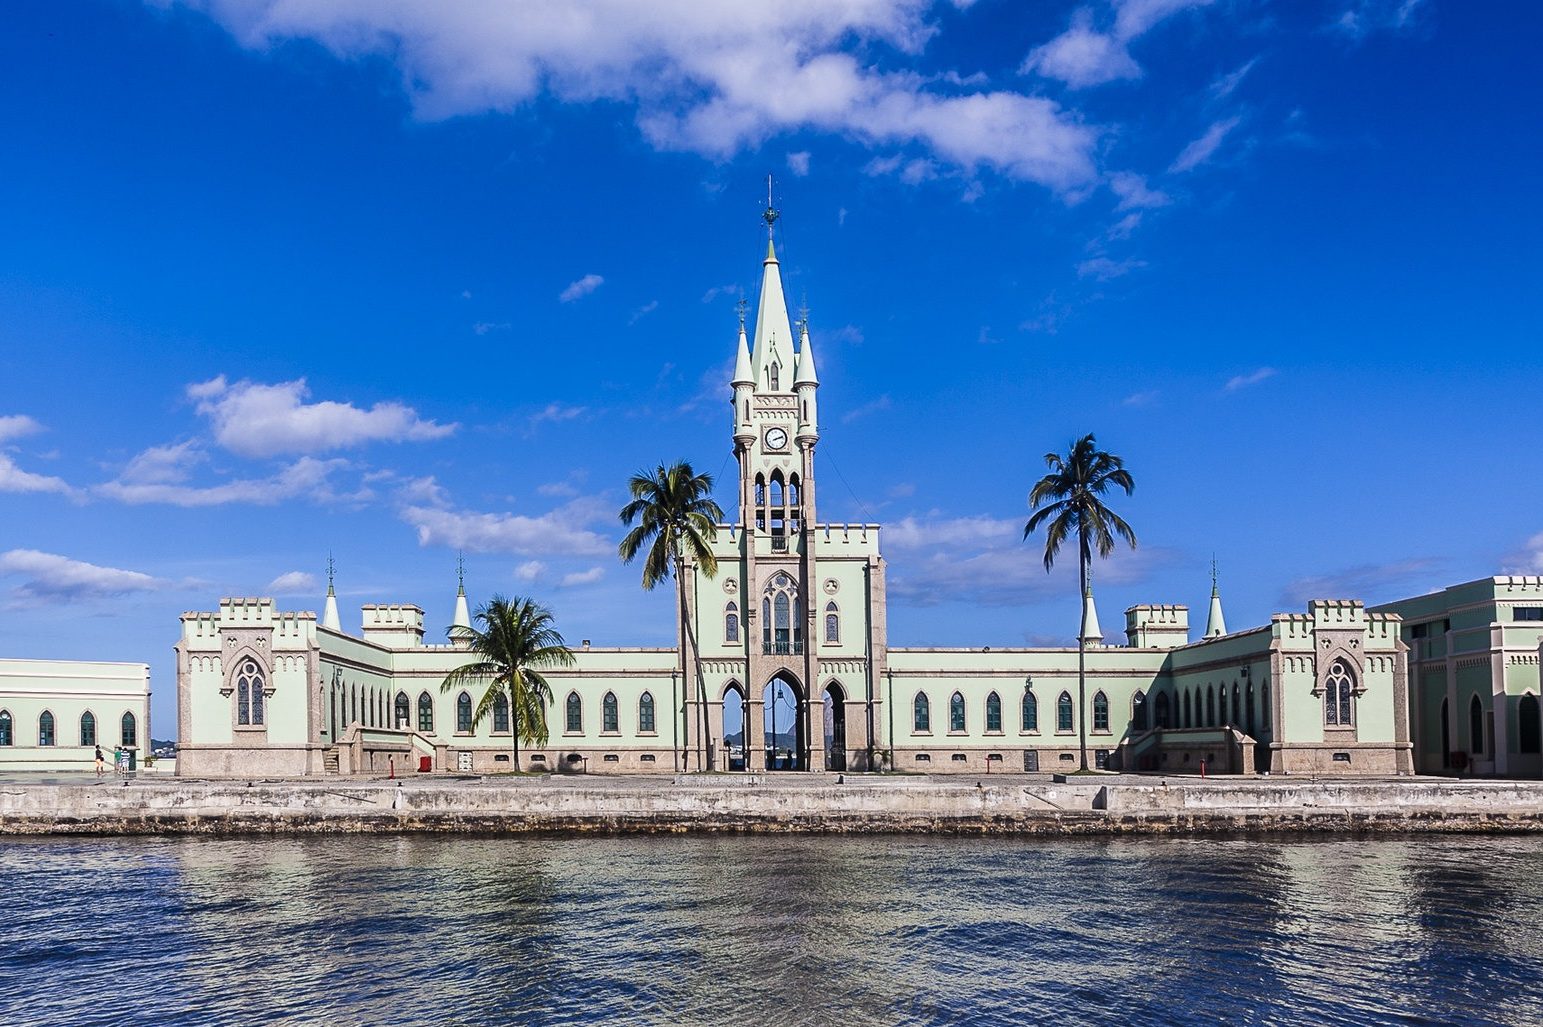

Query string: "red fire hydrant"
[1199, 757, 1207, 779]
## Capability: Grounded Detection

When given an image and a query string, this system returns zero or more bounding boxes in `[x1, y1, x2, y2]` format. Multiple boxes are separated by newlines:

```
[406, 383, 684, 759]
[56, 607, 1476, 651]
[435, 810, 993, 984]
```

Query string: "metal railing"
[762, 640, 804, 656]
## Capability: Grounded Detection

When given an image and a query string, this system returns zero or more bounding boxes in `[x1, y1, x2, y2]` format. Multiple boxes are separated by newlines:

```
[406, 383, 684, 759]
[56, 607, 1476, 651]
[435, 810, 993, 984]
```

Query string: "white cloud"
[402, 498, 611, 558]
[842, 394, 892, 424]
[528, 403, 587, 430]
[1224, 367, 1276, 391]
[786, 150, 811, 176]
[98, 455, 351, 507]
[700, 283, 740, 303]
[629, 299, 659, 325]
[117, 440, 204, 485]
[1333, 0, 1428, 40]
[0, 415, 45, 443]
[473, 321, 510, 335]
[559, 273, 605, 303]
[1170, 115, 1241, 173]
[1108, 170, 1169, 210]
[1022, 0, 1213, 89]
[515, 560, 547, 582]
[1077, 256, 1147, 280]
[173, 0, 1100, 193]
[560, 566, 605, 587]
[1123, 390, 1159, 406]
[189, 375, 455, 458]
[267, 570, 318, 593]
[0, 549, 176, 604]
[0, 454, 73, 496]
[1279, 558, 1437, 608]
[1210, 57, 1257, 100]
[1106, 211, 1143, 240]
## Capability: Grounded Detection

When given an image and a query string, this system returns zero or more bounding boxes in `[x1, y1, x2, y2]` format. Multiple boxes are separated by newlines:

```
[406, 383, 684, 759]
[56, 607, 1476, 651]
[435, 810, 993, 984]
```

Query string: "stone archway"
[763, 674, 805, 771]
[824, 681, 847, 771]
[721, 682, 748, 771]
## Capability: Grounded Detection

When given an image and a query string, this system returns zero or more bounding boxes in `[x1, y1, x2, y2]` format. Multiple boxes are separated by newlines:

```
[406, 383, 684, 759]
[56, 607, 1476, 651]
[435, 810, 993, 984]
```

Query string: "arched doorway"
[824, 681, 847, 771]
[763, 675, 804, 771]
[722, 682, 748, 771]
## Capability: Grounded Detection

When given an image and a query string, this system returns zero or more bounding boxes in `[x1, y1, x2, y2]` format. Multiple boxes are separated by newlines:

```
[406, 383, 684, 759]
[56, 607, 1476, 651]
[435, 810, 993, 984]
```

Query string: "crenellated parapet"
[1125, 604, 1190, 649]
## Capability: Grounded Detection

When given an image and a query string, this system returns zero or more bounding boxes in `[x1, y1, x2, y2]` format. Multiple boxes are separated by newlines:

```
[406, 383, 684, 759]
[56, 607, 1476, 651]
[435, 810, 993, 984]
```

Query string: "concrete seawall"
[5, 776, 1543, 836]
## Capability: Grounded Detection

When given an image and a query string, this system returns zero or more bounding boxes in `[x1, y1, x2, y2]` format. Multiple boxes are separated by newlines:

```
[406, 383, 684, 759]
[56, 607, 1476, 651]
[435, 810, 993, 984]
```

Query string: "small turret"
[1080, 581, 1104, 644]
[732, 301, 755, 443]
[451, 552, 471, 635]
[321, 555, 341, 632]
[794, 318, 819, 440]
[1205, 558, 1227, 638]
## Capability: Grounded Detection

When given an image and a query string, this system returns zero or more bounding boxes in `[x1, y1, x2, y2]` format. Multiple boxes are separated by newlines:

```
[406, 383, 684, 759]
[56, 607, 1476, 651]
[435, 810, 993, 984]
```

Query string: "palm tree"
[442, 595, 574, 772]
[619, 462, 723, 772]
[1024, 434, 1136, 773]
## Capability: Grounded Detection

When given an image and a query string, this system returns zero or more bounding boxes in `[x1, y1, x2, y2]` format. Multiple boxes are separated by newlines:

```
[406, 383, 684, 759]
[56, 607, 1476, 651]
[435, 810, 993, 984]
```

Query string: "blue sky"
[2, 0, 1539, 733]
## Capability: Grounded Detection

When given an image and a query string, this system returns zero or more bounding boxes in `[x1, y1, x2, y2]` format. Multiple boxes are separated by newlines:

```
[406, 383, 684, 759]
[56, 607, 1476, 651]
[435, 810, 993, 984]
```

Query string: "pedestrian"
[113, 746, 123, 776]
[94, 744, 105, 777]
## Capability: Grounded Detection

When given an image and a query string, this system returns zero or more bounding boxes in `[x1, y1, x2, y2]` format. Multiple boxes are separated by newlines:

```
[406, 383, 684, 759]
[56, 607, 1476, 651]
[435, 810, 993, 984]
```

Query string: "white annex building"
[0, 658, 151, 771]
[160, 219, 1490, 780]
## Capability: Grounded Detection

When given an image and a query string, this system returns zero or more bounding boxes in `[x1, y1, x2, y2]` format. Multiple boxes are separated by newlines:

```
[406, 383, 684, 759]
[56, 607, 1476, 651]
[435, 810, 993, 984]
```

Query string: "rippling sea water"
[3, 834, 1542, 1025]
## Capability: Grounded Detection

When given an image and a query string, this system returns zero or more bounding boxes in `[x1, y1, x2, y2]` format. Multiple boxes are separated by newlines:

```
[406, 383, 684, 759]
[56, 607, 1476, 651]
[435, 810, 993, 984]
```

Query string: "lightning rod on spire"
[763, 173, 779, 237]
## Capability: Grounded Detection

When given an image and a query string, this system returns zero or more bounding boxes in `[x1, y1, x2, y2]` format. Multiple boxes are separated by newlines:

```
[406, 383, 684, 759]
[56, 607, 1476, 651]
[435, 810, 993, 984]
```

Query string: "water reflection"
[2, 836, 1541, 1025]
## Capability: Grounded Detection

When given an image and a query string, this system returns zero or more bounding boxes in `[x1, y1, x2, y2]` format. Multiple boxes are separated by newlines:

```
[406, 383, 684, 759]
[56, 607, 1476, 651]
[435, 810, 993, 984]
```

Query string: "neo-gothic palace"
[157, 226, 1543, 781]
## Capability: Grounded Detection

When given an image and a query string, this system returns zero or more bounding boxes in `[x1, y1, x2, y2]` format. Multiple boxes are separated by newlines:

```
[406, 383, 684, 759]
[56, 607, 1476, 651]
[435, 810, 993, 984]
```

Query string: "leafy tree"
[619, 462, 723, 771]
[1024, 434, 1136, 772]
[442, 595, 574, 771]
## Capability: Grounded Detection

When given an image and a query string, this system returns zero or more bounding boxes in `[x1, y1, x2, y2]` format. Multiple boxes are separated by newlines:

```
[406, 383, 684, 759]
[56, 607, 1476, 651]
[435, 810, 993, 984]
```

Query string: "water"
[3, 835, 1542, 1026]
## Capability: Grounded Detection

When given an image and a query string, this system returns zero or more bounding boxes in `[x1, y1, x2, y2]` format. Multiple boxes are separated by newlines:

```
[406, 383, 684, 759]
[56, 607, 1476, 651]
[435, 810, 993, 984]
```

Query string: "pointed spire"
[321, 554, 341, 631]
[451, 551, 471, 632]
[794, 316, 819, 387]
[1205, 557, 1227, 638]
[732, 298, 752, 386]
[1080, 579, 1103, 644]
[749, 176, 793, 392]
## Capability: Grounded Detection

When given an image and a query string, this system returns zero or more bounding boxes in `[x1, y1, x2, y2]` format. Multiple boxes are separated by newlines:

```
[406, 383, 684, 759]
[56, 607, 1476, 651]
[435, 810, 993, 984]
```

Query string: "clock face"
[765, 427, 788, 450]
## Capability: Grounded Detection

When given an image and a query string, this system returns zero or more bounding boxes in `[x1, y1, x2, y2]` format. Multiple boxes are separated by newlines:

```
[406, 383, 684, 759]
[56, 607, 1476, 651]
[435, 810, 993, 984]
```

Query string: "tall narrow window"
[1093, 691, 1110, 733]
[1206, 686, 1216, 727]
[1231, 683, 1240, 725]
[949, 692, 966, 732]
[603, 691, 619, 733]
[417, 692, 434, 733]
[725, 602, 740, 643]
[774, 593, 791, 653]
[985, 692, 1002, 732]
[235, 659, 265, 726]
[1057, 692, 1074, 733]
[1469, 695, 1484, 754]
[914, 692, 931, 732]
[769, 363, 780, 390]
[80, 711, 97, 747]
[825, 602, 840, 644]
[1155, 692, 1169, 729]
[1246, 682, 1256, 736]
[1132, 690, 1147, 732]
[1022, 688, 1039, 732]
[1520, 695, 1542, 755]
[457, 692, 473, 733]
[39, 711, 55, 747]
[1261, 681, 1271, 730]
[493, 693, 510, 734]
[1218, 686, 1228, 725]
[120, 711, 135, 748]
[566, 691, 583, 733]
[0, 710, 10, 746]
[1325, 659, 1355, 726]
[1183, 691, 1193, 728]
[639, 692, 656, 733]
[395, 692, 410, 729]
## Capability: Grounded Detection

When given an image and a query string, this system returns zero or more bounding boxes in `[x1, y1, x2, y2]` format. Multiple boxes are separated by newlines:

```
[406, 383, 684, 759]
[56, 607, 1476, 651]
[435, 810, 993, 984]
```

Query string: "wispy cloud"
[0, 415, 45, 443]
[1108, 171, 1169, 211]
[267, 570, 317, 594]
[1170, 116, 1242, 173]
[188, 375, 455, 458]
[401, 495, 611, 558]
[1279, 558, 1438, 607]
[1503, 532, 1543, 575]
[842, 395, 892, 424]
[1332, 0, 1429, 40]
[1210, 57, 1258, 100]
[560, 566, 605, 587]
[1022, 1, 1215, 89]
[1224, 367, 1276, 391]
[98, 453, 354, 507]
[515, 560, 546, 582]
[559, 273, 604, 303]
[1123, 390, 1159, 407]
[528, 403, 587, 430]
[700, 284, 740, 304]
[629, 299, 659, 325]
[473, 321, 510, 335]
[786, 151, 811, 176]
[1078, 256, 1147, 281]
[0, 415, 73, 496]
[0, 549, 183, 606]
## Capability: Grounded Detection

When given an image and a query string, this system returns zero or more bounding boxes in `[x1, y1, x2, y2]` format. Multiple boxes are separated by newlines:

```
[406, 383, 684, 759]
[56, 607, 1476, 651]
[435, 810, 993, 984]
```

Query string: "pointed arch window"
[492, 693, 510, 734]
[1057, 692, 1074, 733]
[395, 692, 410, 730]
[1022, 687, 1039, 732]
[236, 658, 265, 726]
[603, 691, 619, 733]
[825, 602, 840, 644]
[985, 691, 1003, 733]
[0, 710, 10, 746]
[913, 692, 931, 732]
[456, 692, 473, 733]
[1518, 695, 1541, 755]
[949, 692, 966, 733]
[1324, 659, 1355, 726]
[1093, 691, 1110, 733]
[1183, 690, 1193, 728]
[566, 691, 583, 734]
[763, 574, 800, 654]
[639, 692, 656, 734]
[119, 711, 135, 748]
[1155, 692, 1170, 729]
[1206, 685, 1216, 727]
[1245, 682, 1256, 736]
[1132, 690, 1147, 732]
[417, 692, 434, 733]
[1469, 695, 1484, 754]
[1231, 682, 1240, 726]
[725, 601, 740, 643]
[769, 363, 780, 390]
[80, 711, 97, 747]
[39, 711, 55, 747]
[1261, 680, 1271, 730]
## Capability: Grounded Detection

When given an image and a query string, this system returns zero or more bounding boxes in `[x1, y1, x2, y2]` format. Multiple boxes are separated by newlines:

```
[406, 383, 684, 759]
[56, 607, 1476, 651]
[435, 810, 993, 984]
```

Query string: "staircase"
[323, 747, 340, 774]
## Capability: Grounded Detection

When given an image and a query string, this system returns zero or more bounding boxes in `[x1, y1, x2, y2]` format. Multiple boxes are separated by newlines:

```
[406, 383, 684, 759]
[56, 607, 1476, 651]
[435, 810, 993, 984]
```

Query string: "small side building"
[0, 658, 151, 771]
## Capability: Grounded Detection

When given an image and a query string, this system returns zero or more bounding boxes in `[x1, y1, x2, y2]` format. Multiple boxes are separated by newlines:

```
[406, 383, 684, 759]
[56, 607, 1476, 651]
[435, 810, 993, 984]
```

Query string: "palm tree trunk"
[677, 554, 709, 771]
[512, 684, 521, 773]
[674, 559, 693, 770]
[1077, 535, 1089, 773]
